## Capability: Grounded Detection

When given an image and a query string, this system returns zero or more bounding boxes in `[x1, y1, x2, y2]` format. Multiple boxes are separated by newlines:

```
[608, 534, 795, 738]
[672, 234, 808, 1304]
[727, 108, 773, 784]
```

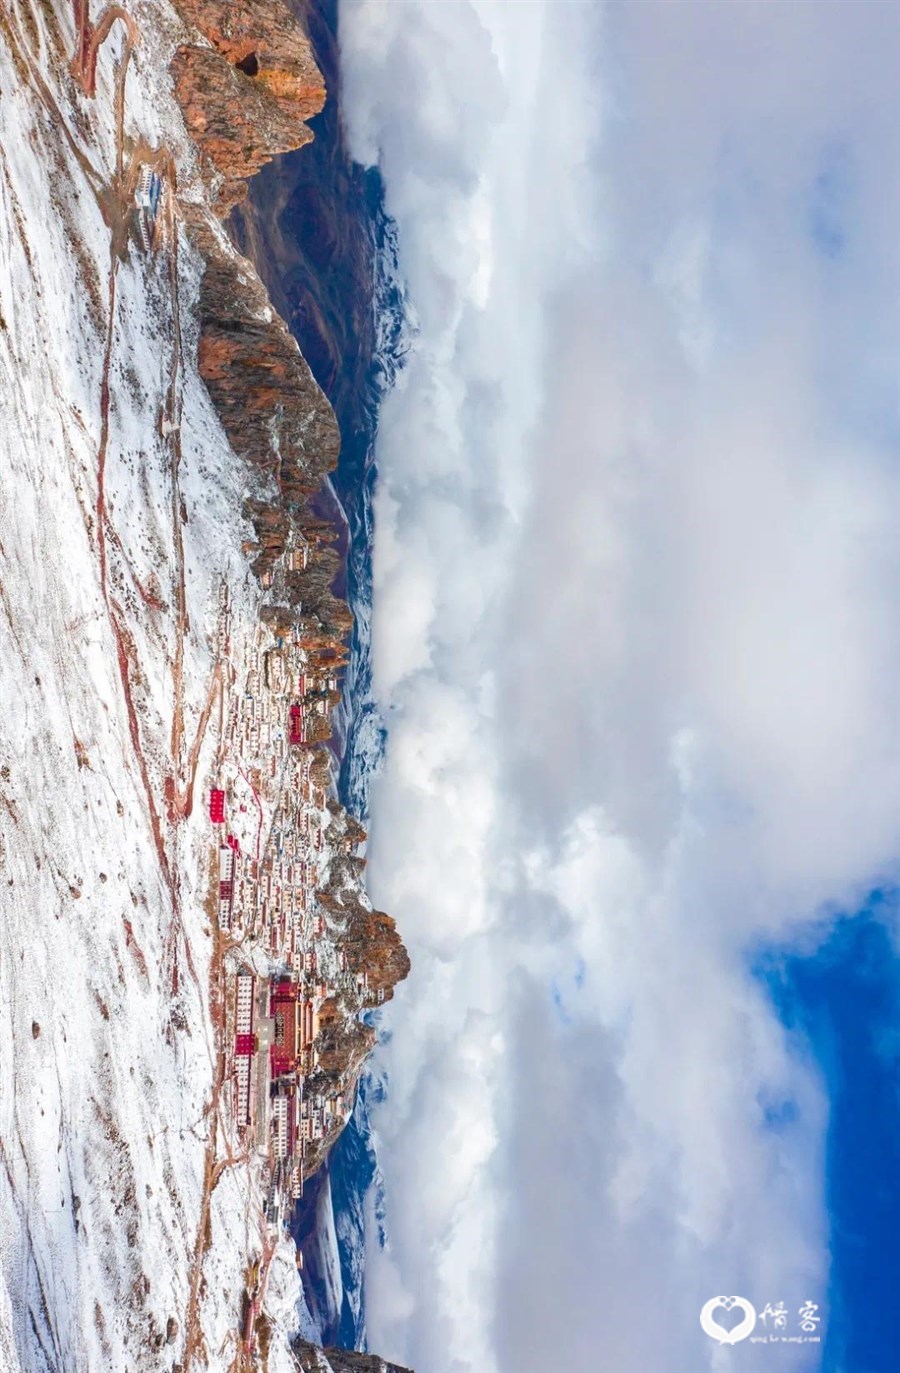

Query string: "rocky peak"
[170, 0, 325, 212]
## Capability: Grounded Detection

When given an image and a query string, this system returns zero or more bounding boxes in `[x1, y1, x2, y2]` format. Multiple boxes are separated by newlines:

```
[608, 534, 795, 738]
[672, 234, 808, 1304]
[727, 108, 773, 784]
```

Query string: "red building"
[209, 788, 226, 823]
[269, 978, 301, 1078]
[289, 704, 306, 745]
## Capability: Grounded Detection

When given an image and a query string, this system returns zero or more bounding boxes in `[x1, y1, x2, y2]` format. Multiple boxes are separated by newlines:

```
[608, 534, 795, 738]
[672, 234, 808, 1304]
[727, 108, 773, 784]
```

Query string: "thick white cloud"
[338, 1, 900, 1370]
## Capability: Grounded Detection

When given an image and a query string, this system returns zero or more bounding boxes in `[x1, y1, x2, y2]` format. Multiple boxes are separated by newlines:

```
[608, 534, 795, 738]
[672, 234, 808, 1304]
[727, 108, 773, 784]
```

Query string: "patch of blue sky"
[756, 891, 900, 1373]
[809, 144, 853, 260]
[549, 980, 572, 1027]
[757, 1090, 800, 1134]
[549, 959, 587, 1026]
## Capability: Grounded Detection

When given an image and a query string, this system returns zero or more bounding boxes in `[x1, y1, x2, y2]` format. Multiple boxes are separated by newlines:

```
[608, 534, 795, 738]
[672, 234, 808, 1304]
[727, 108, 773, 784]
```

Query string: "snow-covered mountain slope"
[0, 3, 408, 1370]
[0, 5, 257, 1368]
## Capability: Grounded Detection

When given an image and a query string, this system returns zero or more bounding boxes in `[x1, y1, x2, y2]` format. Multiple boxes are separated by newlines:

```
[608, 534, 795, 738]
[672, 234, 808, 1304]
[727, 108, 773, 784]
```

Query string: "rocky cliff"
[293, 1341, 413, 1373]
[169, 3, 360, 651]
[227, 1, 378, 421]
[171, 0, 325, 211]
[185, 208, 340, 581]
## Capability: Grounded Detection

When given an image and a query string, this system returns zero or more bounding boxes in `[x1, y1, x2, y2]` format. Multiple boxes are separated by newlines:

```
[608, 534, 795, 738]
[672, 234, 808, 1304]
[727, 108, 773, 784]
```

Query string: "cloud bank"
[338, 2, 900, 1370]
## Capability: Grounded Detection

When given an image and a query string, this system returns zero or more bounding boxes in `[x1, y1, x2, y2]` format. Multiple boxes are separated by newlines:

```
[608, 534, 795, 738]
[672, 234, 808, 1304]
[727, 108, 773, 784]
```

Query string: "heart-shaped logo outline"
[700, 1295, 757, 1345]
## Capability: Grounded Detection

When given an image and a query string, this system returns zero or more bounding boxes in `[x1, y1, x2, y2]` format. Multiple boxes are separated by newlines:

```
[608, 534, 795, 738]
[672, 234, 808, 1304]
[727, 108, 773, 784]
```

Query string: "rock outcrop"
[320, 890, 411, 1001]
[227, 2, 378, 418]
[184, 209, 340, 580]
[170, 0, 325, 211]
[296, 803, 411, 1178]
[293, 1342, 413, 1373]
[169, 13, 352, 603]
[168, 0, 363, 688]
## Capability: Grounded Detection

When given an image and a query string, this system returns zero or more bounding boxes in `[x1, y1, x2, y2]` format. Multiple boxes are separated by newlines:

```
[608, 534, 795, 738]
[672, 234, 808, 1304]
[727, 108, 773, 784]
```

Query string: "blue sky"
[335, 2, 900, 1369]
[762, 896, 900, 1373]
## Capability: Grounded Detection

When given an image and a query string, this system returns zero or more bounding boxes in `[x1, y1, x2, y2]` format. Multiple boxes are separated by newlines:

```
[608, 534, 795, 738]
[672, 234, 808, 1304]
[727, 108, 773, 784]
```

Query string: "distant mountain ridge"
[293, 1340, 412, 1373]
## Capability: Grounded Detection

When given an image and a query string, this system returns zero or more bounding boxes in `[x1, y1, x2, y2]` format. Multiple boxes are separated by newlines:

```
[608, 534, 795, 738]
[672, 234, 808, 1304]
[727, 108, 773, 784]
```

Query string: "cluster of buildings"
[230, 970, 349, 1227]
[207, 575, 352, 1231]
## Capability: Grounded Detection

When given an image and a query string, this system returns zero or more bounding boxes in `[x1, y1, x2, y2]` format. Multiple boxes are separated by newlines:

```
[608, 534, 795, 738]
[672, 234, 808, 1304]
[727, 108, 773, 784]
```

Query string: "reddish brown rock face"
[192, 217, 340, 485]
[353, 909, 413, 998]
[168, 0, 348, 599]
[317, 890, 412, 1001]
[170, 0, 325, 212]
[172, 0, 325, 113]
[170, 47, 314, 211]
[183, 208, 340, 585]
